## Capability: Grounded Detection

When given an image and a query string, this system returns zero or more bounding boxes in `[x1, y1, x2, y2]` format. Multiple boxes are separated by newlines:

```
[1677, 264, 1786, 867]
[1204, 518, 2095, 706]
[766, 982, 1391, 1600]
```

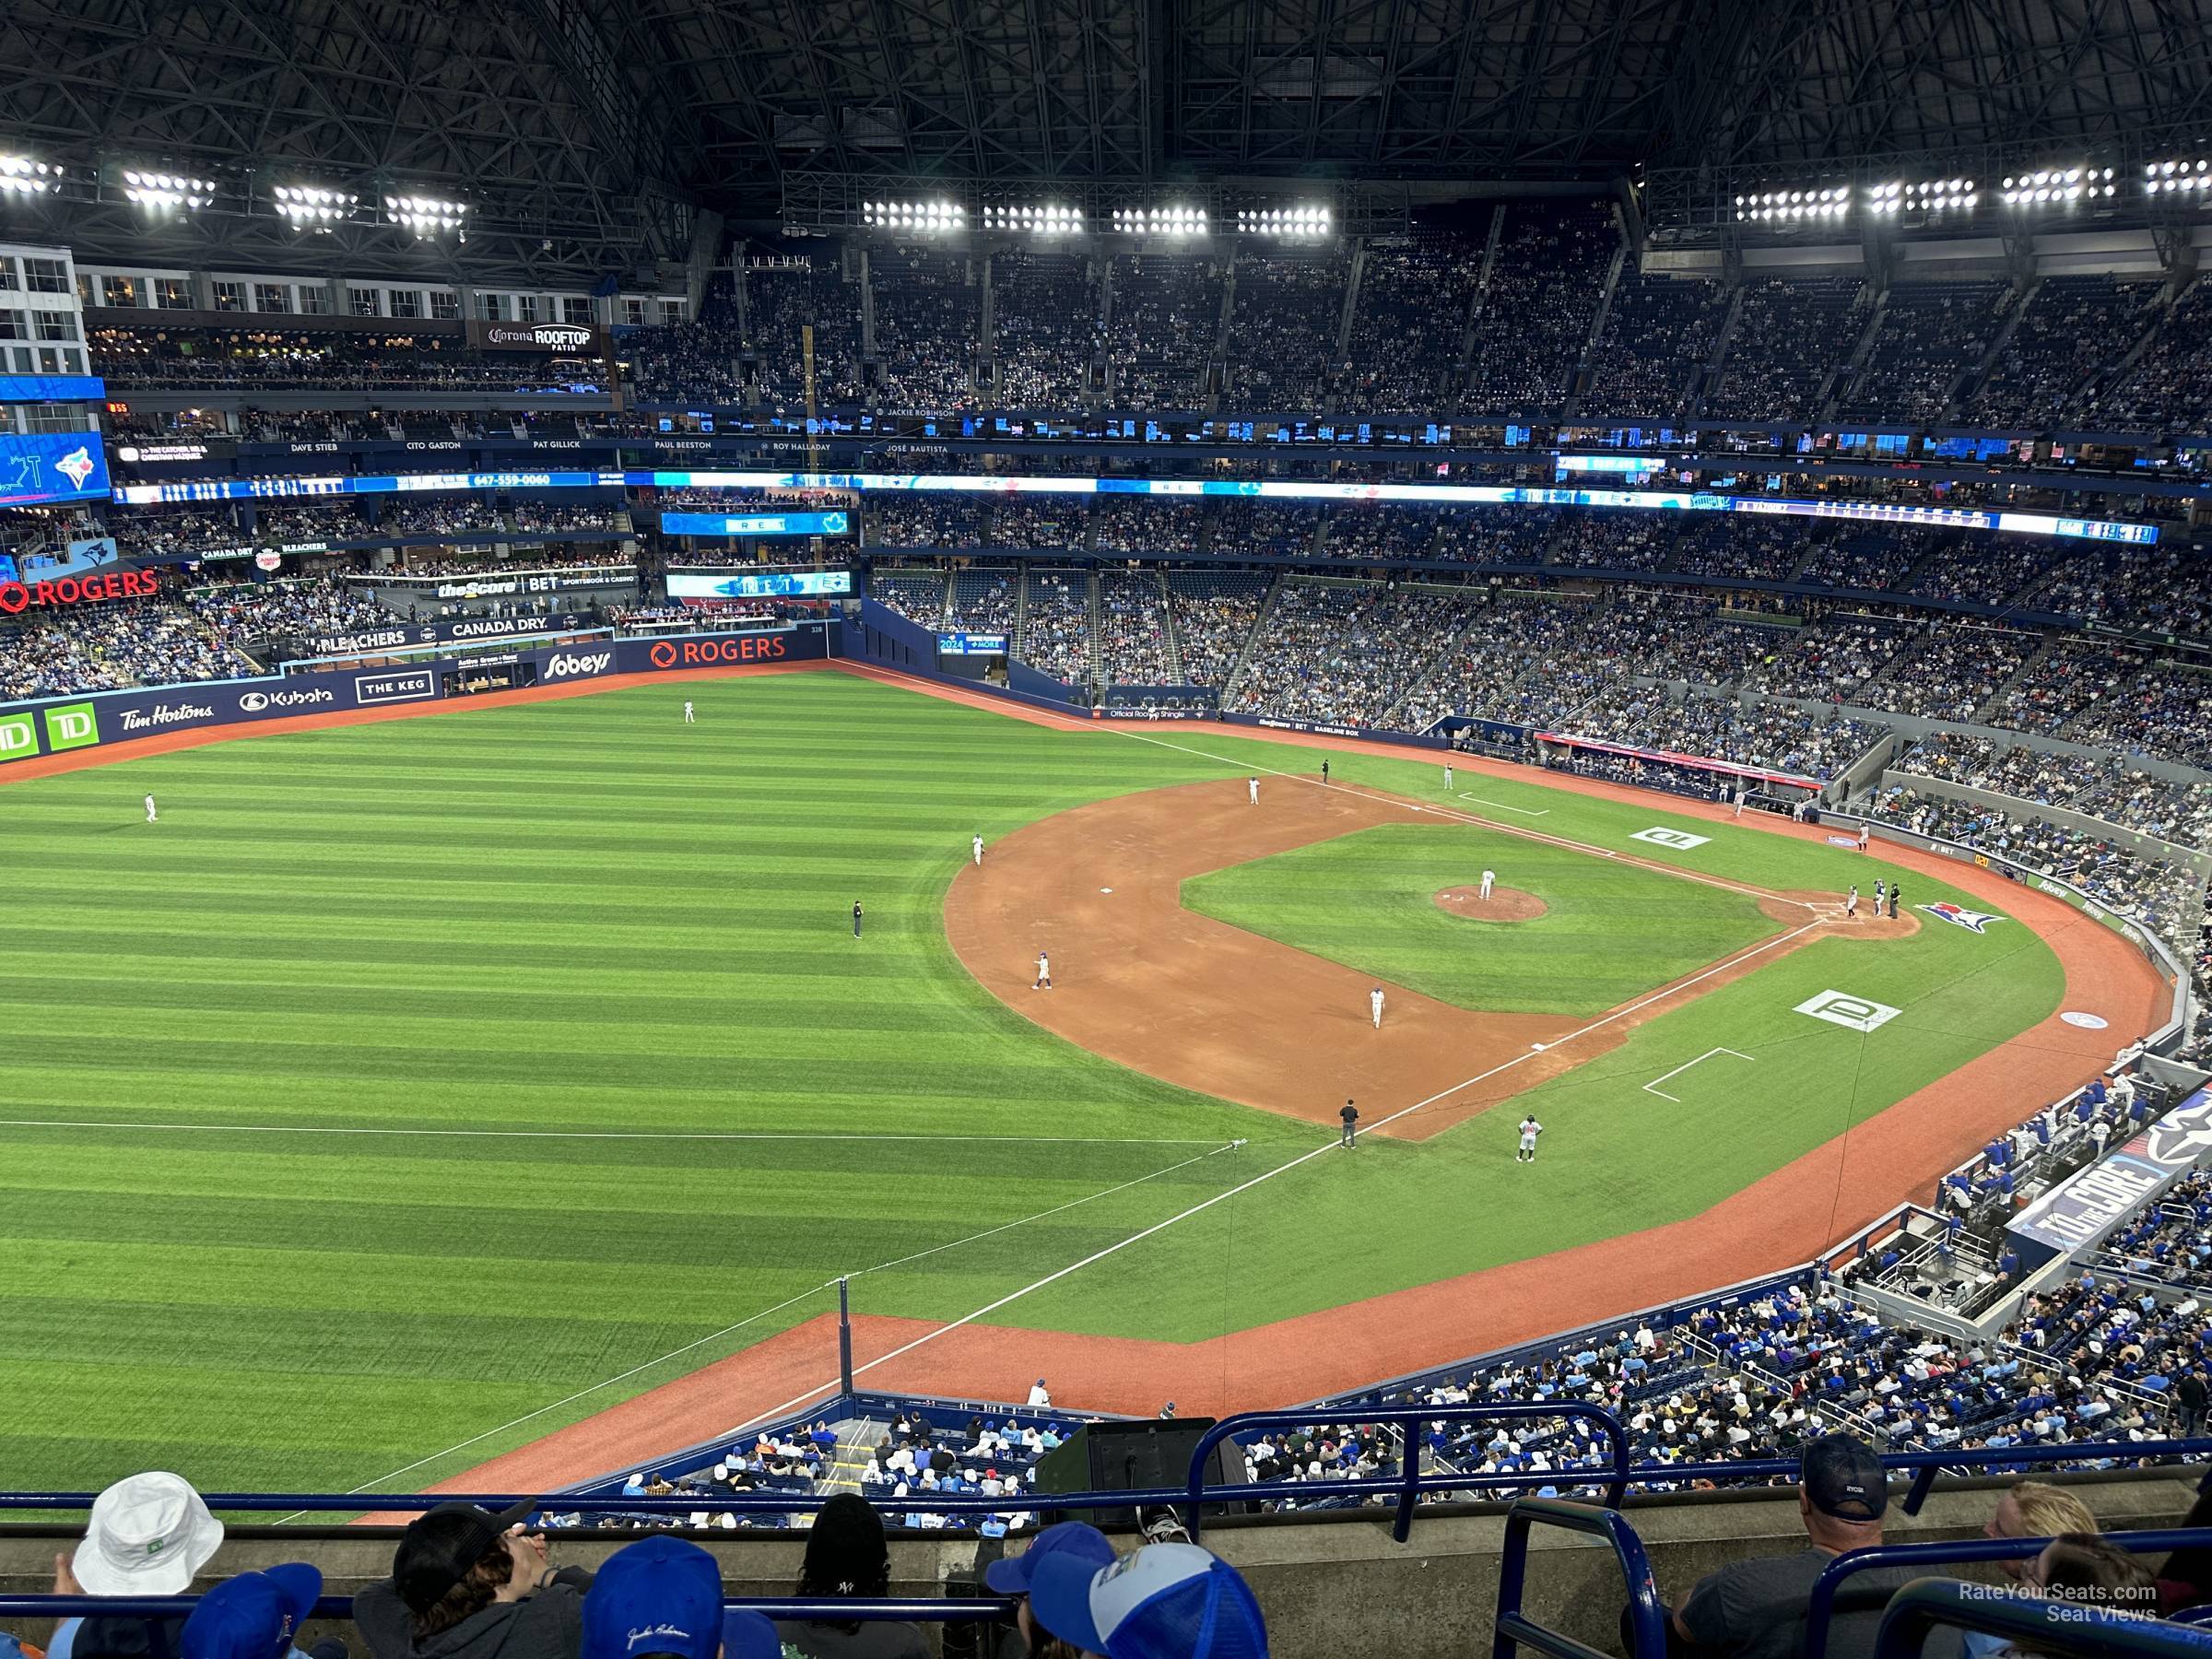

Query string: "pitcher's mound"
[1434, 885, 1547, 922]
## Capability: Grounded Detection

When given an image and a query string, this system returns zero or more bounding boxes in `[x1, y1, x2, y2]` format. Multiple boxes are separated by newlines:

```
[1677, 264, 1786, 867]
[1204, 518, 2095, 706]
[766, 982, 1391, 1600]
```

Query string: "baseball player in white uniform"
[1248, 775, 1259, 806]
[1032, 950, 1052, 991]
[1846, 885, 1860, 919]
[1479, 869, 1495, 900]
[1370, 986, 1384, 1029]
[1733, 787, 1747, 818]
[972, 834, 984, 866]
[1516, 1115, 1543, 1163]
[144, 793, 158, 824]
[683, 700, 695, 724]
[1443, 763, 1454, 791]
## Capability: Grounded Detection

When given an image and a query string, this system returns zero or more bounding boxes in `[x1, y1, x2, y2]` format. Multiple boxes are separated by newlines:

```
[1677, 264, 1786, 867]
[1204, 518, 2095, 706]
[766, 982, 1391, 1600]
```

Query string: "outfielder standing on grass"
[852, 900, 864, 938]
[1444, 762, 1454, 791]
[972, 833, 984, 867]
[1516, 1114, 1543, 1163]
[683, 700, 695, 724]
[144, 793, 158, 824]
[1340, 1100, 1359, 1147]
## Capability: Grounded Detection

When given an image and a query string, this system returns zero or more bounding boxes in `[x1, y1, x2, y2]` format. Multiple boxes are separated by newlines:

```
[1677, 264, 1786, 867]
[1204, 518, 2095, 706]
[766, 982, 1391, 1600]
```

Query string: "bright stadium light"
[2000, 166, 2115, 206]
[0, 154, 55, 196]
[862, 198, 966, 231]
[2145, 159, 2212, 196]
[980, 203, 1081, 232]
[383, 194, 468, 237]
[1235, 205, 1331, 237]
[124, 169, 214, 210]
[275, 183, 359, 231]
[1735, 184, 1849, 222]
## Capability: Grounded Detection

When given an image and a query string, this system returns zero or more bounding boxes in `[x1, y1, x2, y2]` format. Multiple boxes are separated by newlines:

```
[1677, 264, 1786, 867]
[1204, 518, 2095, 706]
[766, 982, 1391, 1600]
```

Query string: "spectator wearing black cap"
[1665, 1433, 1945, 1659]
[354, 1500, 589, 1659]
[774, 1495, 925, 1659]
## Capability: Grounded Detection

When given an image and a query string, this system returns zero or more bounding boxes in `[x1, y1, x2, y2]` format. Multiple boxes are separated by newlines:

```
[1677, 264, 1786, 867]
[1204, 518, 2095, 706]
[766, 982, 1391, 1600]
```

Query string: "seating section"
[1338, 237, 1480, 412]
[1840, 281, 2006, 424]
[1704, 277, 1862, 422]
[872, 248, 981, 408]
[1585, 275, 1726, 418]
[990, 253, 1100, 406]
[2081, 279, 2212, 430]
[1104, 253, 1223, 409]
[869, 569, 948, 628]
[745, 255, 867, 405]
[1022, 568, 1090, 685]
[1098, 571, 1173, 685]
[1166, 571, 1270, 688]
[1222, 249, 1349, 409]
[1230, 582, 1480, 726]
[1964, 276, 2155, 427]
[1464, 203, 1617, 416]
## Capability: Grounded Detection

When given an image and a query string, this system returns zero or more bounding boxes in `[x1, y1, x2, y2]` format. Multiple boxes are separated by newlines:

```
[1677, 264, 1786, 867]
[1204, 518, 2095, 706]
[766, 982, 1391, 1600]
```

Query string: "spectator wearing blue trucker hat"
[576, 1538, 785, 1659]
[1026, 1544, 1267, 1659]
[982, 1524, 1115, 1659]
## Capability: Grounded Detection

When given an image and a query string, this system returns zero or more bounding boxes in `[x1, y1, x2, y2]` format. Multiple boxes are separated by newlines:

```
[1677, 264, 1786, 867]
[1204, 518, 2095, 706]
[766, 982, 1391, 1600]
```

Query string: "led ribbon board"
[114, 466, 2161, 544]
[665, 570, 853, 599]
[658, 510, 852, 536]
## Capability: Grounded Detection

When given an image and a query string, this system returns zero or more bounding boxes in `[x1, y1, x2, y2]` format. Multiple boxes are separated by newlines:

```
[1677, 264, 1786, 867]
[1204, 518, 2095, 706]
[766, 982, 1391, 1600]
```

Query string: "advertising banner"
[665, 569, 853, 600]
[659, 510, 852, 537]
[0, 431, 112, 507]
[2008, 1089, 2212, 1255]
[465, 320, 609, 354]
[300, 613, 596, 656]
[936, 631, 1007, 654]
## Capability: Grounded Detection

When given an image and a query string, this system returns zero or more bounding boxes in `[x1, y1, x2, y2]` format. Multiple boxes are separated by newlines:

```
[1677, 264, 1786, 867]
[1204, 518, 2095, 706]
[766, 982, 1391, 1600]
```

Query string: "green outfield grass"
[0, 672, 2065, 1495]
[1183, 822, 1782, 1016]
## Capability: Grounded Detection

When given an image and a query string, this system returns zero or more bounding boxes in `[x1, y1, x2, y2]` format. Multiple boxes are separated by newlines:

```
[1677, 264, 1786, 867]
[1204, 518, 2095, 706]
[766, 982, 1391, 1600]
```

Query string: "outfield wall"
[0, 622, 836, 765]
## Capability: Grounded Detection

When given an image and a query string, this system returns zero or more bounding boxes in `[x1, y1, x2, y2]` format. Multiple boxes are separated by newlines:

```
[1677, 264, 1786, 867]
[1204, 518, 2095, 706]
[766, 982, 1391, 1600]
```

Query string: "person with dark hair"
[353, 1500, 588, 1659]
[774, 1496, 924, 1659]
[984, 1524, 1115, 1659]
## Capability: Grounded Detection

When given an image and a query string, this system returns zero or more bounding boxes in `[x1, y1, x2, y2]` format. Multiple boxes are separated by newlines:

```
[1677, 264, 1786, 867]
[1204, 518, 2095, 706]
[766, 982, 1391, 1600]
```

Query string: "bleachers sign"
[2007, 1088, 2212, 1260]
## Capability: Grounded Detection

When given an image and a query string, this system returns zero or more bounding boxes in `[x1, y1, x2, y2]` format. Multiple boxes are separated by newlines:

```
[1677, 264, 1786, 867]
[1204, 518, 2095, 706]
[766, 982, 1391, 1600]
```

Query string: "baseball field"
[0, 664, 2154, 1499]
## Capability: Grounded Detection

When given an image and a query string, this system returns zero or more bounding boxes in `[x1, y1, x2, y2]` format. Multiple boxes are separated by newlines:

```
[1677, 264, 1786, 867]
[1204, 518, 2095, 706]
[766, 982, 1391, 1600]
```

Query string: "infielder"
[1321, 759, 1331, 785]
[1033, 949, 1053, 991]
[1248, 775, 1259, 806]
[1370, 985, 1384, 1029]
[144, 793, 158, 824]
[1845, 885, 1860, 920]
[1874, 879, 1887, 914]
[1516, 1115, 1543, 1163]
[1856, 823, 1870, 852]
[1479, 868, 1496, 900]
[972, 833, 984, 867]
[683, 700, 695, 724]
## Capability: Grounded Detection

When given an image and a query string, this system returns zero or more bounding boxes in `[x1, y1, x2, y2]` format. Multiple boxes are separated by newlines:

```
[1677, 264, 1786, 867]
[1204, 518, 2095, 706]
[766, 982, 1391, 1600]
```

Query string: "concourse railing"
[1492, 1499, 1667, 1659]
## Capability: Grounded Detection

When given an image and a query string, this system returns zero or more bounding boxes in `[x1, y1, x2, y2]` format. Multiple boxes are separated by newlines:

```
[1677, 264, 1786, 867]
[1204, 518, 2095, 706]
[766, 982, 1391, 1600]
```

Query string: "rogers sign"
[647, 635, 791, 669]
[0, 570, 160, 615]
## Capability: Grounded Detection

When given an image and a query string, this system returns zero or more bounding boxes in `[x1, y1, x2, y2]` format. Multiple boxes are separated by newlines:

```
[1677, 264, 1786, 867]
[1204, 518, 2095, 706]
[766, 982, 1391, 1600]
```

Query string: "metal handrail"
[0, 1595, 1014, 1623]
[1181, 1403, 1632, 1545]
[1874, 1579, 2212, 1659]
[1804, 1529, 2206, 1659]
[1492, 1499, 1667, 1659]
[3, 1432, 2207, 1539]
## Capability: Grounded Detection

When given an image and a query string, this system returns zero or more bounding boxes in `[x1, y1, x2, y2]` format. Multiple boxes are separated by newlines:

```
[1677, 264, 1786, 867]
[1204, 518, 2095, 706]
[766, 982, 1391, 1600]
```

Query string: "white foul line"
[312, 1139, 1247, 1508]
[723, 917, 1824, 1433]
[1641, 1047, 1757, 1104]
[1459, 792, 1550, 818]
[0, 1119, 1225, 1148]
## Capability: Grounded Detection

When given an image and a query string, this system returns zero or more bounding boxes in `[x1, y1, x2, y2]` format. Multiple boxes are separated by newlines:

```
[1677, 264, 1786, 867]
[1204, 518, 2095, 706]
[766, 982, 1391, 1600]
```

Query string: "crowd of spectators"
[990, 499, 1090, 552]
[1336, 236, 1480, 413]
[2080, 279, 2212, 431]
[1222, 248, 1350, 409]
[1890, 731, 2212, 848]
[1963, 276, 2157, 428]
[743, 255, 866, 407]
[867, 568, 948, 628]
[871, 247, 982, 409]
[623, 278, 743, 404]
[866, 498, 993, 548]
[2033, 546, 2212, 643]
[1463, 203, 1616, 417]
[376, 500, 507, 538]
[1575, 683, 1889, 779]
[1230, 581, 1480, 725]
[947, 569, 1019, 635]
[1743, 615, 1911, 700]
[1854, 622, 2035, 721]
[1165, 571, 1269, 686]
[1905, 531, 2056, 606]
[1102, 253, 1224, 410]
[92, 328, 586, 391]
[1583, 274, 1727, 418]
[1669, 519, 1816, 582]
[1547, 509, 1676, 571]
[0, 596, 248, 699]
[1096, 571, 1173, 685]
[186, 576, 406, 646]
[1207, 498, 1322, 557]
[1860, 782, 2204, 949]
[108, 508, 245, 559]
[1838, 281, 2006, 425]
[1094, 498, 1201, 556]
[509, 499, 623, 535]
[1703, 276, 1863, 423]
[1020, 569, 1091, 686]
[1321, 504, 1441, 563]
[988, 251, 1100, 406]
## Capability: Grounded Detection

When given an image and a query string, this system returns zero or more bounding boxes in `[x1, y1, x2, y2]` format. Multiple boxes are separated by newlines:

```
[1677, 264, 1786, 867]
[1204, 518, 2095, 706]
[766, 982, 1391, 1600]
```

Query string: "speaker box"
[1030, 1418, 1247, 1527]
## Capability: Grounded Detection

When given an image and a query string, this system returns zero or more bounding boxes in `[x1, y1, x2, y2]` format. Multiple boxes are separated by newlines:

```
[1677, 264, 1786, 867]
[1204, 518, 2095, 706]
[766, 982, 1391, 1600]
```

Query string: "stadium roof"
[3, 0, 2208, 276]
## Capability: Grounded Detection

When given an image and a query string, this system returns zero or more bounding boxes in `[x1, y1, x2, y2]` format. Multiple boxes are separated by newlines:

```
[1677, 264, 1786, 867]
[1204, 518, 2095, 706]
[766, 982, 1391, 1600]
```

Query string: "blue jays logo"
[1918, 902, 2003, 934]
[54, 446, 96, 489]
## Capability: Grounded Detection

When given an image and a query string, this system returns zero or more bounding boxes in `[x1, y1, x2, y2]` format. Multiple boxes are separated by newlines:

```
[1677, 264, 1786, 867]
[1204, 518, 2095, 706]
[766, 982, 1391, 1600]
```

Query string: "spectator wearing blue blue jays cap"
[1027, 1544, 1267, 1659]
[181, 1567, 326, 1659]
[582, 1540, 723, 1659]
[982, 1524, 1115, 1659]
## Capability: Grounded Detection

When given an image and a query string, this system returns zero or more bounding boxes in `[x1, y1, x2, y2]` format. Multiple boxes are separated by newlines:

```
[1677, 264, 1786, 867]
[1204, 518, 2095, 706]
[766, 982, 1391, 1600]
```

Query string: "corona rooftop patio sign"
[0, 569, 160, 615]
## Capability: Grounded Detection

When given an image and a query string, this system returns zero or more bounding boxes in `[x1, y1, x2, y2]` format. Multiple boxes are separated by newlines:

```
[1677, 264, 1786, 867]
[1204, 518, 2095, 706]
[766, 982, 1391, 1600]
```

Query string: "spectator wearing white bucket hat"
[47, 1472, 227, 1659]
